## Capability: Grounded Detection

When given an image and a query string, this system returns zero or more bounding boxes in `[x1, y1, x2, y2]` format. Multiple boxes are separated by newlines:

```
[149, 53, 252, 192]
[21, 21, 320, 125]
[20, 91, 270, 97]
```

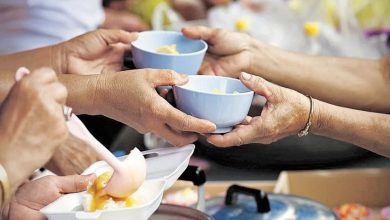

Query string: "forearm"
[250, 41, 390, 112]
[0, 46, 63, 103]
[58, 74, 101, 115]
[311, 99, 390, 157]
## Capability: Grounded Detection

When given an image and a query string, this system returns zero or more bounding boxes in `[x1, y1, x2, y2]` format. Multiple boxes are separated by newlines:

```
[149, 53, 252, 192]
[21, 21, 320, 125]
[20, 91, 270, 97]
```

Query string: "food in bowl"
[131, 31, 207, 75]
[83, 172, 140, 211]
[155, 44, 179, 54]
[173, 75, 254, 133]
[211, 88, 240, 95]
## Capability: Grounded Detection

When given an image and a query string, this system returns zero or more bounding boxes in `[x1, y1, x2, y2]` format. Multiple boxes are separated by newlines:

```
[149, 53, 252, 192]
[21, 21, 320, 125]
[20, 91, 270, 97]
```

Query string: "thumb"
[56, 174, 96, 193]
[95, 29, 139, 45]
[182, 26, 214, 42]
[239, 72, 277, 102]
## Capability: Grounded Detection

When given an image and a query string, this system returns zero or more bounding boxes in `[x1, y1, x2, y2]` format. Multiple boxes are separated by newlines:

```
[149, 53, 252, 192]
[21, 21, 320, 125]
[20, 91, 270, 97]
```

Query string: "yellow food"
[211, 88, 225, 94]
[211, 88, 240, 95]
[155, 44, 179, 54]
[87, 172, 138, 212]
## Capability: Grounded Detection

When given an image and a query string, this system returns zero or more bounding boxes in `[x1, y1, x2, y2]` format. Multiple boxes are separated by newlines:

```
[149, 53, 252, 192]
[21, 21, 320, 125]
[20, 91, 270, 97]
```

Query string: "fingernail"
[241, 72, 252, 81]
[207, 138, 215, 145]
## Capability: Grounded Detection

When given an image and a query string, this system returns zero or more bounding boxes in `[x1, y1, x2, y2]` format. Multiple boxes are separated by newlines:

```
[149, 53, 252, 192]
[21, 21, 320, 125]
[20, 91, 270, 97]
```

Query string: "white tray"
[41, 145, 195, 220]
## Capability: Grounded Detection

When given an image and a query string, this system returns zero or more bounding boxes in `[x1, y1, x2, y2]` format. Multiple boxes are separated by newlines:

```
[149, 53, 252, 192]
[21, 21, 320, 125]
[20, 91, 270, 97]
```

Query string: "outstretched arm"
[207, 73, 390, 158]
[250, 43, 390, 113]
[183, 26, 390, 112]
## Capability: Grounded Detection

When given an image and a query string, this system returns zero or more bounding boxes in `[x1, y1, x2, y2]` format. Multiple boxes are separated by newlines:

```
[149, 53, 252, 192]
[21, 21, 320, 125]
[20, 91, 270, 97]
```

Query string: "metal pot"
[205, 185, 338, 220]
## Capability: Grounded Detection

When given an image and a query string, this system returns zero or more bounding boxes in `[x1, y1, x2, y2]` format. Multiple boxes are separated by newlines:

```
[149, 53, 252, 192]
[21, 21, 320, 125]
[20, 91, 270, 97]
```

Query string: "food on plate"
[155, 44, 179, 54]
[211, 88, 240, 94]
[83, 171, 139, 211]
[82, 148, 147, 211]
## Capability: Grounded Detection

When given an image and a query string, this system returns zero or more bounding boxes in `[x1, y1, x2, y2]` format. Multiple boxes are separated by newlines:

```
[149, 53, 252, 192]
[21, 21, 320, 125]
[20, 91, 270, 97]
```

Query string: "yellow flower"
[304, 22, 320, 37]
[235, 18, 250, 32]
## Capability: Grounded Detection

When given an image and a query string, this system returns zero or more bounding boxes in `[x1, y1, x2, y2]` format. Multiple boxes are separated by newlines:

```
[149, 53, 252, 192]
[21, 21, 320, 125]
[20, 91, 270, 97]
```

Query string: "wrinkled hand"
[96, 69, 216, 146]
[8, 175, 95, 220]
[103, 8, 149, 32]
[182, 26, 255, 77]
[0, 68, 68, 189]
[207, 73, 310, 147]
[45, 133, 98, 175]
[54, 29, 138, 75]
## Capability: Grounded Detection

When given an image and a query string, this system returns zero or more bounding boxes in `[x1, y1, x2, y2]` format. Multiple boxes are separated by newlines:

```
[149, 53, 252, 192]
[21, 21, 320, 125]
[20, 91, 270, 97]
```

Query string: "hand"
[182, 26, 256, 77]
[172, 0, 207, 20]
[207, 72, 310, 147]
[45, 134, 98, 175]
[54, 29, 139, 75]
[96, 69, 216, 146]
[103, 8, 149, 32]
[0, 68, 68, 190]
[8, 175, 95, 220]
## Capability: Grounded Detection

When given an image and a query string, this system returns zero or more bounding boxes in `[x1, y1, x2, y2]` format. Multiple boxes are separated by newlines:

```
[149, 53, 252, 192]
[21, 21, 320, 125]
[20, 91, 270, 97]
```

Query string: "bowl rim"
[131, 31, 208, 57]
[173, 75, 255, 96]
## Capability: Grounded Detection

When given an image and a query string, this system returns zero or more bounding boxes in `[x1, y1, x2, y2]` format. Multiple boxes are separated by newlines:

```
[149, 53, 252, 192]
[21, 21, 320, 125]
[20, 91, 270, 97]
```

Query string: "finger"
[156, 124, 199, 147]
[164, 105, 216, 133]
[44, 82, 68, 105]
[239, 72, 277, 102]
[157, 88, 169, 98]
[207, 120, 262, 147]
[95, 29, 139, 46]
[56, 174, 96, 193]
[198, 55, 217, 75]
[147, 69, 189, 87]
[182, 26, 214, 41]
[214, 54, 246, 77]
[15, 67, 30, 81]
[26, 67, 58, 84]
[241, 116, 253, 125]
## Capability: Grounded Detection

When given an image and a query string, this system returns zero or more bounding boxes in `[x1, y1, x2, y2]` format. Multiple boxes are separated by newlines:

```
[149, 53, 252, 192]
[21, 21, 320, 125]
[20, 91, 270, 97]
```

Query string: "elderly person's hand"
[7, 174, 95, 220]
[45, 133, 98, 175]
[207, 72, 310, 147]
[0, 68, 68, 190]
[53, 29, 139, 75]
[95, 69, 216, 146]
[182, 26, 256, 77]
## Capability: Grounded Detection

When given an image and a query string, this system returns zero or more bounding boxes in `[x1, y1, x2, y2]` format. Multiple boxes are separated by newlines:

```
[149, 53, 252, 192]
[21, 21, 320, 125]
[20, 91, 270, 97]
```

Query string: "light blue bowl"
[173, 76, 255, 133]
[131, 31, 207, 75]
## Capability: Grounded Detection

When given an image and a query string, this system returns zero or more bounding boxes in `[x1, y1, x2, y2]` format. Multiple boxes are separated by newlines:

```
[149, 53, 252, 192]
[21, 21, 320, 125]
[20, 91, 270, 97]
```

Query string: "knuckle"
[177, 114, 192, 130]
[55, 83, 68, 100]
[164, 69, 176, 81]
[36, 67, 57, 79]
[236, 136, 245, 146]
